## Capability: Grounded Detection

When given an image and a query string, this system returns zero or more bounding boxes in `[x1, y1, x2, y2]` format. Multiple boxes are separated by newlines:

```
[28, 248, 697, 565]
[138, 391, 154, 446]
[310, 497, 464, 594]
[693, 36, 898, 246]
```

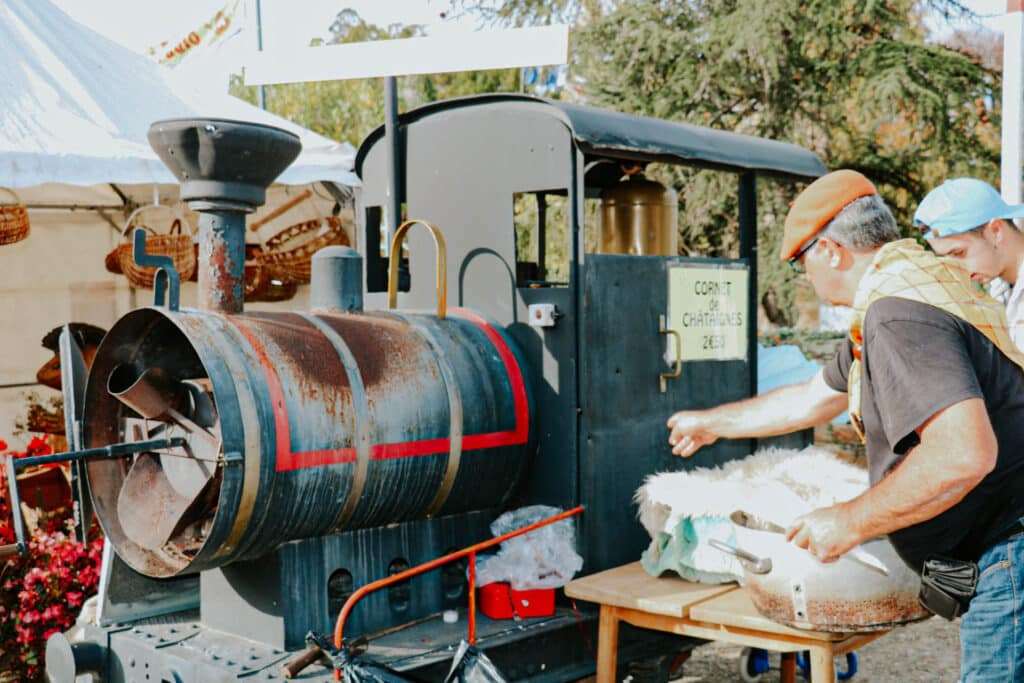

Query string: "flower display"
[0, 437, 104, 681]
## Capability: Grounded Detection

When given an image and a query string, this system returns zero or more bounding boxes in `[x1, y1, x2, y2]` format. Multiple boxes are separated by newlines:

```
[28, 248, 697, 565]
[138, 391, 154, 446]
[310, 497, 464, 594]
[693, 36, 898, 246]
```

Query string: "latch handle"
[658, 314, 682, 393]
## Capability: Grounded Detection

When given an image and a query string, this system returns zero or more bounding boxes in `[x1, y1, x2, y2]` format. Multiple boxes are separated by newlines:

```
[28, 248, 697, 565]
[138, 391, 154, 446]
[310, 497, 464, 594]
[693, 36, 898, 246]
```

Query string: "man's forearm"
[705, 375, 846, 439]
[841, 453, 986, 542]
[840, 399, 996, 542]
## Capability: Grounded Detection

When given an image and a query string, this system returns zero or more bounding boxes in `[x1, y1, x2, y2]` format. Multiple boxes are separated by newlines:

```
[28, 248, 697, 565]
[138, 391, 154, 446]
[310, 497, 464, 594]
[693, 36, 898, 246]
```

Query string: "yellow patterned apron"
[847, 239, 1024, 441]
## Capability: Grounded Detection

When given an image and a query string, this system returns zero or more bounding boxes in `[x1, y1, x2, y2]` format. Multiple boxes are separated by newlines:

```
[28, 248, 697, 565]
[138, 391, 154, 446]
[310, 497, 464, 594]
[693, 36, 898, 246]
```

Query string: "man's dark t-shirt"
[823, 297, 1024, 570]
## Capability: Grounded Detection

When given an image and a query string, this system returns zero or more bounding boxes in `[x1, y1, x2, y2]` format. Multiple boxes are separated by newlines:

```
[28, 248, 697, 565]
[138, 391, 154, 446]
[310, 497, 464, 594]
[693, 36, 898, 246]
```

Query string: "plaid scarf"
[847, 239, 1024, 442]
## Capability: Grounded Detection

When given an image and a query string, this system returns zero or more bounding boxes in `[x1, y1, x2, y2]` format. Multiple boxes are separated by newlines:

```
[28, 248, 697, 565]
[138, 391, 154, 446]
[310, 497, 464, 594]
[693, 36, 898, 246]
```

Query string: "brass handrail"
[387, 219, 447, 319]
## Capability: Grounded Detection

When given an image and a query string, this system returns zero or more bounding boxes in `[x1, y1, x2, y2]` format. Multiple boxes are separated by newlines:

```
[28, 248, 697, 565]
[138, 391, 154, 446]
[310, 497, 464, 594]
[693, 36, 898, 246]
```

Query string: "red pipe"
[332, 505, 583, 679]
[468, 552, 477, 645]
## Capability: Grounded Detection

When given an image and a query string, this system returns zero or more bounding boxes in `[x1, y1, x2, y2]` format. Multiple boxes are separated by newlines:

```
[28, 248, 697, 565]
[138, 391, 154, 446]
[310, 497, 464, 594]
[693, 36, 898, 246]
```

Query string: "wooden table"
[564, 562, 889, 683]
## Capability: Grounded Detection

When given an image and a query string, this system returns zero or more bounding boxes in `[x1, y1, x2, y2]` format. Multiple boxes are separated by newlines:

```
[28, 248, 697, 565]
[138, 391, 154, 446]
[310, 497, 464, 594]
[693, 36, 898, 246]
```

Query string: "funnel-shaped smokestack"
[147, 119, 301, 313]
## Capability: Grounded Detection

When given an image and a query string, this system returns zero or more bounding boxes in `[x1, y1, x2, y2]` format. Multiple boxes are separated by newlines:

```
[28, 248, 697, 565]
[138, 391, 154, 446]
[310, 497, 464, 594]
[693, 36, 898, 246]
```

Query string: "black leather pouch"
[918, 555, 978, 620]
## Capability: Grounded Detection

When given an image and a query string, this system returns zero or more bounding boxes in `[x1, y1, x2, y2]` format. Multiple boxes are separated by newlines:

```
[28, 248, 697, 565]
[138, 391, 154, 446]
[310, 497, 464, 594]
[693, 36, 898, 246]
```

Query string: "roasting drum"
[730, 511, 931, 632]
[84, 306, 533, 577]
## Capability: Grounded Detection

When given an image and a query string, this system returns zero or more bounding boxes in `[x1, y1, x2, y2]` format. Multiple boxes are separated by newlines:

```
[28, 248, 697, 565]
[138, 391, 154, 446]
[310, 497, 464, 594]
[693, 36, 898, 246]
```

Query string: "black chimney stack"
[147, 119, 301, 314]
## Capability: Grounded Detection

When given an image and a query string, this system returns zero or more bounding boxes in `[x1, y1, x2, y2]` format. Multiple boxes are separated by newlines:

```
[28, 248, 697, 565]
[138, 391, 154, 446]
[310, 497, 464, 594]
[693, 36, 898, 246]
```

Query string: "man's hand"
[666, 411, 719, 457]
[785, 504, 861, 563]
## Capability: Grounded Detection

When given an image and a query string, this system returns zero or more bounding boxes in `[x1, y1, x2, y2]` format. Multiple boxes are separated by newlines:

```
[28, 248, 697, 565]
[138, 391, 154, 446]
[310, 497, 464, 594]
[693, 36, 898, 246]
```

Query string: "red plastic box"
[478, 583, 555, 619]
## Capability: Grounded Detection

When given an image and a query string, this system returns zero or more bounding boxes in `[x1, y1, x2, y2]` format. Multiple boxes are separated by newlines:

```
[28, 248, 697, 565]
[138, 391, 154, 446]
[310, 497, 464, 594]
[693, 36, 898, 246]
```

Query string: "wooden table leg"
[781, 651, 797, 683]
[808, 644, 835, 683]
[596, 605, 620, 683]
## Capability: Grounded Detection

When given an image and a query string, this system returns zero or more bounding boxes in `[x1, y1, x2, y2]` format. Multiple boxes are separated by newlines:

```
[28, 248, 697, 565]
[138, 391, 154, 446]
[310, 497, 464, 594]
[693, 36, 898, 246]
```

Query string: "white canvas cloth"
[0, 0, 358, 190]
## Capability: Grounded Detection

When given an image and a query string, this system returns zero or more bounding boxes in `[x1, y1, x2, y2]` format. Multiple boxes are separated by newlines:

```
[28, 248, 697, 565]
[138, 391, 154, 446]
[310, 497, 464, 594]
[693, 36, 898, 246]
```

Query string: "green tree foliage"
[458, 0, 999, 326]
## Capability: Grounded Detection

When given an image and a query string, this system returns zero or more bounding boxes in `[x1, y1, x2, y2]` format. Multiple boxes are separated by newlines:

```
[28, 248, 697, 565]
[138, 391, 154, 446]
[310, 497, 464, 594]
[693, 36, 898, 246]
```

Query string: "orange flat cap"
[780, 170, 877, 261]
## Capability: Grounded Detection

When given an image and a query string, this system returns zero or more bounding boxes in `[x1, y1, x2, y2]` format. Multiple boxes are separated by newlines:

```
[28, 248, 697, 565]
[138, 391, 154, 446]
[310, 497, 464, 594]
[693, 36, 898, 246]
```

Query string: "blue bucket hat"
[914, 178, 1024, 238]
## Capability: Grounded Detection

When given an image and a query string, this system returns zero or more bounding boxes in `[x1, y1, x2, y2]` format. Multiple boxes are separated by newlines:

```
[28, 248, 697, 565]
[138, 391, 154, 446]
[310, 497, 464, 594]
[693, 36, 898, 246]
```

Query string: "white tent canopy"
[0, 0, 358, 196]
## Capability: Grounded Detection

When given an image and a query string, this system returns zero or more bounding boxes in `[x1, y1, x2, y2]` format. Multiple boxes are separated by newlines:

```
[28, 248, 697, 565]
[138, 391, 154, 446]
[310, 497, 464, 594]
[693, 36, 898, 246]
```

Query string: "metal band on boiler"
[201, 314, 263, 559]
[385, 311, 464, 516]
[300, 313, 373, 530]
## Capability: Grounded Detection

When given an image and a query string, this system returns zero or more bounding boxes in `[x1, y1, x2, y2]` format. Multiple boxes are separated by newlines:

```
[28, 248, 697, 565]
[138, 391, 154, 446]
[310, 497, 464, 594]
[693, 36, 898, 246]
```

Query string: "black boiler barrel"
[83, 306, 534, 577]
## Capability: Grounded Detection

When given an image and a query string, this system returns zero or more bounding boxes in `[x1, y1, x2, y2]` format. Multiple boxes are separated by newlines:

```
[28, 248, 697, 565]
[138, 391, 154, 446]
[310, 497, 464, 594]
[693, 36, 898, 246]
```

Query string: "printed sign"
[146, 0, 241, 68]
[667, 263, 749, 361]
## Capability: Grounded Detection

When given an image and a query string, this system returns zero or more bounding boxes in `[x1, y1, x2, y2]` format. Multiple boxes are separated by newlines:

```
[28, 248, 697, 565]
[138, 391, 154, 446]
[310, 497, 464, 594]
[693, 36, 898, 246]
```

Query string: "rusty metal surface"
[175, 311, 263, 566]
[732, 517, 931, 632]
[431, 309, 533, 517]
[322, 311, 452, 528]
[84, 305, 532, 578]
[105, 361, 221, 555]
[227, 311, 359, 548]
[197, 213, 246, 314]
[746, 582, 931, 632]
[297, 313, 371, 530]
[84, 309, 215, 577]
[117, 453, 203, 551]
[108, 365, 187, 420]
[387, 311, 464, 517]
[160, 380, 219, 500]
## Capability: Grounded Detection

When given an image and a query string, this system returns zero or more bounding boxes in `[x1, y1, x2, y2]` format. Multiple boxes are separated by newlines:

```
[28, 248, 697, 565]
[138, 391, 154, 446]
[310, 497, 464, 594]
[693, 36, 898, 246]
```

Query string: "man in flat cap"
[667, 170, 1024, 680]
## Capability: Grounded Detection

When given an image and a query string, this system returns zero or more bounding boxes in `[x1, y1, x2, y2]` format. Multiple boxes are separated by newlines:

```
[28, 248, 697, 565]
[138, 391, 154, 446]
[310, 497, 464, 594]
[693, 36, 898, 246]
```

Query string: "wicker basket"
[106, 206, 196, 288]
[0, 188, 30, 246]
[246, 263, 300, 302]
[244, 243, 299, 302]
[104, 245, 123, 274]
[26, 403, 65, 435]
[257, 215, 350, 285]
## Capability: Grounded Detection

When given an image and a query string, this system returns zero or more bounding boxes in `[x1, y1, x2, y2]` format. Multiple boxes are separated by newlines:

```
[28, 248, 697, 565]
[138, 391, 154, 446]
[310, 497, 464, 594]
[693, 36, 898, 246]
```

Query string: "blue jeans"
[960, 528, 1024, 682]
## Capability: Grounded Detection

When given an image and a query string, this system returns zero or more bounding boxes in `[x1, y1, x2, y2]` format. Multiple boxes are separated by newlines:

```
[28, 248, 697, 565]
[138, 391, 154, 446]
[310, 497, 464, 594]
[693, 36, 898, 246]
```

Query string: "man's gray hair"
[821, 194, 900, 249]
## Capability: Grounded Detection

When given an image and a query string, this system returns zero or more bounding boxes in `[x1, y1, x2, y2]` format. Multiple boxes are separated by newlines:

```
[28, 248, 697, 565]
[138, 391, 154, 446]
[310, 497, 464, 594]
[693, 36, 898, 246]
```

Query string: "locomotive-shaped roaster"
[35, 97, 826, 682]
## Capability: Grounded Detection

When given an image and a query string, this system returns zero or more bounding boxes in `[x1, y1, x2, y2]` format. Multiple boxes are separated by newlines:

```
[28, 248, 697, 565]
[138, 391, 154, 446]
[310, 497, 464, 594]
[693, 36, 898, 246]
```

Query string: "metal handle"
[132, 228, 180, 311]
[387, 219, 447, 319]
[658, 314, 682, 393]
[707, 538, 772, 574]
[3, 437, 186, 556]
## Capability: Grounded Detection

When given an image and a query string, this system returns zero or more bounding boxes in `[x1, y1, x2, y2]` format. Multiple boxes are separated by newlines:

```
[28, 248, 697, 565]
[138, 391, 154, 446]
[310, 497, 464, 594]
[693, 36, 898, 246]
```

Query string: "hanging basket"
[26, 403, 65, 435]
[246, 264, 300, 302]
[0, 188, 30, 246]
[244, 243, 299, 302]
[105, 205, 196, 289]
[257, 215, 350, 285]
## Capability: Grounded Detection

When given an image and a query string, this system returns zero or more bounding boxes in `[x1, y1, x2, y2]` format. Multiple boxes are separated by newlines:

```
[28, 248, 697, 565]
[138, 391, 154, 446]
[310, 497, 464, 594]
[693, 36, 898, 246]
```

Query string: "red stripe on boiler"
[450, 307, 529, 443]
